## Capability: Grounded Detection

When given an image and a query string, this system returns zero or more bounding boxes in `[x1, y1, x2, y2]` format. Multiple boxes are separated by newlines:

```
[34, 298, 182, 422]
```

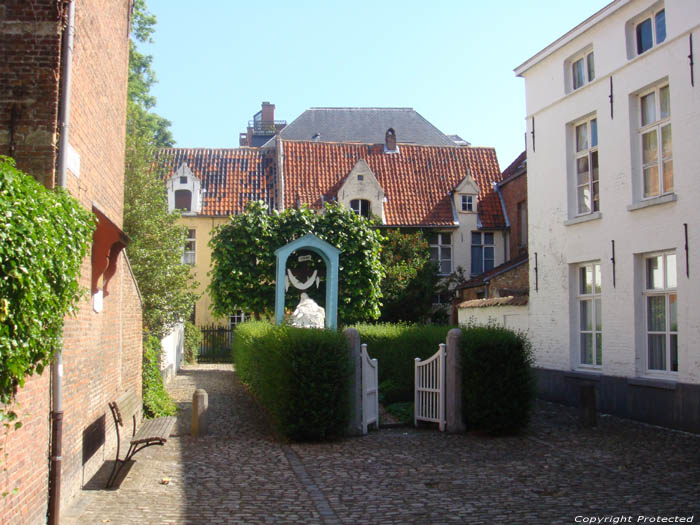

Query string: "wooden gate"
[361, 343, 379, 433]
[414, 343, 446, 431]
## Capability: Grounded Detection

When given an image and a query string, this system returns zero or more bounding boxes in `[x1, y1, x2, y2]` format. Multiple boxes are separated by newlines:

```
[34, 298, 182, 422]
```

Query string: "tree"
[379, 230, 437, 323]
[123, 0, 197, 338]
[209, 202, 384, 325]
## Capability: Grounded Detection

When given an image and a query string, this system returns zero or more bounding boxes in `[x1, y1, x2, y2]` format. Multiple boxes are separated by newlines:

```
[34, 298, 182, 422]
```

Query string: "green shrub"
[0, 157, 95, 408]
[234, 321, 351, 441]
[183, 321, 202, 364]
[142, 335, 177, 418]
[385, 402, 414, 424]
[460, 324, 535, 435]
[353, 323, 451, 404]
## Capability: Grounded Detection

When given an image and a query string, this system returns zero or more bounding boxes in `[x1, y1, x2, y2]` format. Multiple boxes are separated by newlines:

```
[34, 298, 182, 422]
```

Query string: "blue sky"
[143, 1, 611, 169]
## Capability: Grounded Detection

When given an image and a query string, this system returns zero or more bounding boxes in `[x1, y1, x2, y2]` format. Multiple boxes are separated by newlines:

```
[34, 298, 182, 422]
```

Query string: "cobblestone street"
[63, 364, 700, 524]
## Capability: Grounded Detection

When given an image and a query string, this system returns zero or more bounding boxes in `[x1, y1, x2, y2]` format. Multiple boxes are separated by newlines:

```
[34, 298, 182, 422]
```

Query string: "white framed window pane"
[595, 334, 602, 365]
[587, 53, 595, 82]
[441, 232, 452, 244]
[670, 334, 678, 372]
[576, 157, 590, 184]
[648, 334, 666, 370]
[643, 165, 659, 198]
[581, 333, 593, 365]
[647, 295, 666, 331]
[577, 186, 591, 214]
[637, 18, 653, 54]
[655, 10, 666, 44]
[661, 124, 672, 158]
[580, 266, 591, 294]
[662, 160, 673, 194]
[428, 233, 439, 245]
[440, 260, 451, 274]
[590, 119, 598, 147]
[669, 293, 678, 331]
[442, 246, 451, 259]
[667, 255, 677, 288]
[572, 59, 584, 89]
[483, 232, 494, 245]
[429, 247, 439, 261]
[576, 123, 588, 151]
[660, 86, 670, 119]
[580, 299, 592, 330]
[642, 130, 658, 164]
[646, 256, 664, 289]
[641, 92, 656, 126]
[595, 299, 602, 331]
[594, 264, 601, 293]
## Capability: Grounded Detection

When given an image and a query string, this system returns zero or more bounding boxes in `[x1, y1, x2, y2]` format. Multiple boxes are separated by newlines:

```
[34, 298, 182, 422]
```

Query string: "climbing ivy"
[209, 201, 384, 325]
[0, 157, 95, 409]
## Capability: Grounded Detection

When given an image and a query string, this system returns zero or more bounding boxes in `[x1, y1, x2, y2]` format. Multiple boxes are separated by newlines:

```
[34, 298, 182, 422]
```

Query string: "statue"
[289, 293, 325, 329]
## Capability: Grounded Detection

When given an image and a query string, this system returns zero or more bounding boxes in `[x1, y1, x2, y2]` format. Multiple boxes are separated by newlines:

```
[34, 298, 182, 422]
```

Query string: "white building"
[515, 0, 700, 432]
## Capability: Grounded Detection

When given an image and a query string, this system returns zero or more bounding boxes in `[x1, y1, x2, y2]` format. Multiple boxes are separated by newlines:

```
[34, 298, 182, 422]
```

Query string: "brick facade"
[0, 1, 141, 523]
[499, 165, 527, 259]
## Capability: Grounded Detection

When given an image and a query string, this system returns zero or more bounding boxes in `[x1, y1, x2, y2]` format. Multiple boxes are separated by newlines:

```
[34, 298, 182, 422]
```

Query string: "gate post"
[445, 328, 466, 433]
[343, 328, 363, 436]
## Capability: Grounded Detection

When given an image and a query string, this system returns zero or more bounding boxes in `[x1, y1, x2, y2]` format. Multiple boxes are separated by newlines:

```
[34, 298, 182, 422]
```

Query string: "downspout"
[49, 1, 75, 523]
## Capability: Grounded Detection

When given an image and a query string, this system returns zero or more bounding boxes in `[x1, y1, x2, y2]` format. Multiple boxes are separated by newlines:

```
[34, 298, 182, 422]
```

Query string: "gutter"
[49, 1, 75, 523]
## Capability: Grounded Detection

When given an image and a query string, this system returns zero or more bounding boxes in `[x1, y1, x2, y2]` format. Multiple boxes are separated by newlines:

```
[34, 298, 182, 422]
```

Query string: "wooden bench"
[106, 390, 176, 488]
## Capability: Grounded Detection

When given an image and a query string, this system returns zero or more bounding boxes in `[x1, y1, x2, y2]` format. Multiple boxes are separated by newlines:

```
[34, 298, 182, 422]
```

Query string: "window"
[429, 232, 452, 275]
[183, 229, 196, 265]
[460, 194, 474, 212]
[636, 9, 666, 55]
[572, 50, 595, 90]
[578, 263, 602, 367]
[175, 189, 192, 211]
[517, 201, 528, 247]
[574, 117, 599, 215]
[471, 232, 494, 275]
[639, 84, 672, 199]
[644, 252, 677, 373]
[357, 174, 364, 181]
[229, 310, 247, 328]
[350, 199, 370, 218]
[179, 176, 188, 184]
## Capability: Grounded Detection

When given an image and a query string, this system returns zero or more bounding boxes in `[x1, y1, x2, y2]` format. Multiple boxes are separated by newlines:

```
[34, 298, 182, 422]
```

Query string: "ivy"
[0, 157, 94, 407]
[209, 201, 384, 325]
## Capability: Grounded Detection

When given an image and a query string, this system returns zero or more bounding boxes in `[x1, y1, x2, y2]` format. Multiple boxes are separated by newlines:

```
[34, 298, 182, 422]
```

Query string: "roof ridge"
[307, 107, 415, 110]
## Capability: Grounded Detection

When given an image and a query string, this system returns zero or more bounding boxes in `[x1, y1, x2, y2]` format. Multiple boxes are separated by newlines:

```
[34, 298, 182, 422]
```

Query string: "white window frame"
[639, 84, 672, 200]
[470, 231, 494, 276]
[643, 252, 678, 374]
[183, 228, 196, 265]
[229, 310, 247, 328]
[635, 7, 666, 56]
[350, 198, 371, 218]
[430, 232, 453, 276]
[460, 194, 474, 213]
[570, 49, 595, 91]
[577, 262, 602, 368]
[573, 116, 599, 216]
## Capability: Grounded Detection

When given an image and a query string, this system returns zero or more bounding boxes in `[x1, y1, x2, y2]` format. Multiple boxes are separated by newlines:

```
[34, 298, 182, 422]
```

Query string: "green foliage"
[142, 335, 176, 418]
[210, 201, 384, 325]
[234, 321, 351, 441]
[460, 323, 536, 435]
[385, 402, 414, 424]
[123, 0, 197, 339]
[183, 321, 202, 364]
[379, 230, 437, 322]
[353, 323, 452, 404]
[0, 157, 94, 406]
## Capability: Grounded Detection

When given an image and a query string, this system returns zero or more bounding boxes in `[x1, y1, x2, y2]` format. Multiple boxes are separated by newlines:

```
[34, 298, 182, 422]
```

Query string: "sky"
[142, 0, 611, 170]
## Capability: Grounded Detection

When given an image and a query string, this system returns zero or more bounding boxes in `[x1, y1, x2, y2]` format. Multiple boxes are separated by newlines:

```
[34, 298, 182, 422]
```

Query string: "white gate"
[414, 343, 446, 431]
[361, 343, 379, 434]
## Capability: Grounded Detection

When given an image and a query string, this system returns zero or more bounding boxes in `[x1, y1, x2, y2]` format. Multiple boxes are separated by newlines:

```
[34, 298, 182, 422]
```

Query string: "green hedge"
[460, 324, 535, 435]
[352, 323, 452, 404]
[183, 321, 202, 364]
[234, 321, 351, 441]
[142, 335, 177, 418]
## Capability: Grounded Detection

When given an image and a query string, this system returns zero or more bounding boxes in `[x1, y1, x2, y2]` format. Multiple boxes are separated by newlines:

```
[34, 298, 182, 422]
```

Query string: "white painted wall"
[458, 305, 528, 333]
[160, 322, 184, 383]
[520, 0, 700, 384]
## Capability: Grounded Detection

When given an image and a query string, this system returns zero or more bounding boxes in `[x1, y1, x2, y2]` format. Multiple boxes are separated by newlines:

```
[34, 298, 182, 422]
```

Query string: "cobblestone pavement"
[63, 364, 700, 524]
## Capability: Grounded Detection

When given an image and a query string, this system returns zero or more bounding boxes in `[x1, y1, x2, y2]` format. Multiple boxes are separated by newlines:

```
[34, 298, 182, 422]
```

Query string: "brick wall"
[500, 171, 527, 259]
[0, 1, 141, 523]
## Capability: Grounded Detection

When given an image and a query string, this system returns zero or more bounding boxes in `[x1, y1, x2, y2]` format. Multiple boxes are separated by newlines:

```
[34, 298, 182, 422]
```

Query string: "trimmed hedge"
[460, 324, 535, 435]
[234, 321, 351, 441]
[352, 323, 452, 404]
[142, 335, 177, 418]
[183, 321, 202, 364]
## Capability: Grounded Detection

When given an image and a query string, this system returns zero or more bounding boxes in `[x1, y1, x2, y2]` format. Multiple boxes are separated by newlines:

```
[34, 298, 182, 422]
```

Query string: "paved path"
[64, 364, 700, 524]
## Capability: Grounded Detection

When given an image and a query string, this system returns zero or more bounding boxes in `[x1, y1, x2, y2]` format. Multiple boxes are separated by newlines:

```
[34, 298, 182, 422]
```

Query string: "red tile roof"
[156, 148, 277, 216]
[282, 140, 504, 228]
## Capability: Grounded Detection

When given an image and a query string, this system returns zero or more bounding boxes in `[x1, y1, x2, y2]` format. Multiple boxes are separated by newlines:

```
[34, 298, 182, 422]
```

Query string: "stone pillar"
[343, 328, 363, 436]
[192, 389, 208, 438]
[445, 328, 466, 433]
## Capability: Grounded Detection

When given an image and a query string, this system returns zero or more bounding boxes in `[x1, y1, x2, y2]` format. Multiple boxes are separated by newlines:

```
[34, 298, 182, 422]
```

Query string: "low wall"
[161, 322, 184, 382]
[458, 305, 528, 333]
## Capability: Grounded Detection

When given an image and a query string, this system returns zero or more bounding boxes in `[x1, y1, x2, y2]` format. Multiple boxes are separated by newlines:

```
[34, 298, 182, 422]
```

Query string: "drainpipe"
[49, 1, 75, 523]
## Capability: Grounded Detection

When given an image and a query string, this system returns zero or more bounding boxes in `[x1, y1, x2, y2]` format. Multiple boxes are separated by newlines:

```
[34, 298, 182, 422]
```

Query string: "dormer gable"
[166, 163, 203, 214]
[338, 159, 386, 224]
[453, 173, 480, 214]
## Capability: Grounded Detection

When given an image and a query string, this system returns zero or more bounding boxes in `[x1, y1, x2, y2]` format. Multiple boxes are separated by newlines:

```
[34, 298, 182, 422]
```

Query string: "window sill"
[627, 193, 677, 212]
[565, 369, 602, 381]
[628, 376, 677, 390]
[564, 211, 602, 226]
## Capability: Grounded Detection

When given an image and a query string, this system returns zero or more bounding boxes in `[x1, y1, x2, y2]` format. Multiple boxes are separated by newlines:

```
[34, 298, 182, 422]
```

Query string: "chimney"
[385, 128, 397, 152]
[261, 101, 275, 122]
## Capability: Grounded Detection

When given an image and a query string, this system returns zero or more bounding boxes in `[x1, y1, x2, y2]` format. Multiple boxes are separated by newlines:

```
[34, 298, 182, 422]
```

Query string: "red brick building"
[0, 1, 142, 523]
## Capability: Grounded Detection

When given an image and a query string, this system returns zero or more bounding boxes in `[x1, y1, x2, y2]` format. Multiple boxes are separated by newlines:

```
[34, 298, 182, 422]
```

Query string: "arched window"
[385, 128, 397, 152]
[350, 199, 371, 218]
[174, 189, 192, 211]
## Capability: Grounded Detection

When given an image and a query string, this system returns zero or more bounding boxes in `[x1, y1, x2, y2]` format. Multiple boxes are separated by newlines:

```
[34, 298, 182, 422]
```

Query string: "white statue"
[289, 293, 325, 329]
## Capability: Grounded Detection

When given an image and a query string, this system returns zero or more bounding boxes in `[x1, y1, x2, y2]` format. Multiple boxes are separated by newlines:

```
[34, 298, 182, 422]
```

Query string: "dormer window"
[460, 194, 474, 212]
[385, 128, 398, 153]
[175, 190, 192, 211]
[167, 163, 202, 214]
[180, 176, 188, 184]
[350, 199, 371, 218]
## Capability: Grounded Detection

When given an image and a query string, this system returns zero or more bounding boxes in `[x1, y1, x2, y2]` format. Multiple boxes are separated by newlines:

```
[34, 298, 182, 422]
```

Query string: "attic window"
[350, 199, 370, 218]
[175, 189, 192, 211]
[385, 128, 397, 153]
[180, 176, 188, 184]
[357, 174, 364, 181]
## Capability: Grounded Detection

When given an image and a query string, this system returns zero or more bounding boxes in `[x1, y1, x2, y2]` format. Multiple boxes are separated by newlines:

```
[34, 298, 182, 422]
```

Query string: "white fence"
[414, 343, 446, 431]
[361, 343, 379, 434]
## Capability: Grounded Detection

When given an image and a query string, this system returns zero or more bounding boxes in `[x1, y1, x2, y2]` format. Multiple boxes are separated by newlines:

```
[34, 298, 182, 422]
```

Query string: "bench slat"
[131, 416, 176, 446]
